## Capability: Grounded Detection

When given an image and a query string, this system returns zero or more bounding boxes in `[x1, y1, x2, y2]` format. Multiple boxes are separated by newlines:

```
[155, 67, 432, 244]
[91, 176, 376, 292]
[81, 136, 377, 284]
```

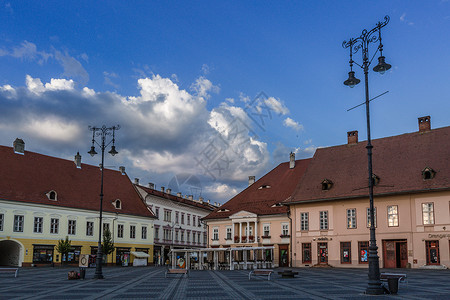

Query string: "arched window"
[46, 190, 57, 201]
[114, 199, 122, 209]
[422, 167, 436, 180]
[321, 179, 333, 191]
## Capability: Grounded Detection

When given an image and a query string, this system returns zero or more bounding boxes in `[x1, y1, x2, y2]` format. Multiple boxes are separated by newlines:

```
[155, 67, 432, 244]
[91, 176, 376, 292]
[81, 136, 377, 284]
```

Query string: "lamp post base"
[93, 274, 104, 280]
[366, 283, 385, 295]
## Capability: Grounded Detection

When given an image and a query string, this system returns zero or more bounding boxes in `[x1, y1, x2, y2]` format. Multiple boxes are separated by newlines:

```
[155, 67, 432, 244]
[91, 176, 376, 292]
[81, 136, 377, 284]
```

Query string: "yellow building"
[0, 139, 155, 267]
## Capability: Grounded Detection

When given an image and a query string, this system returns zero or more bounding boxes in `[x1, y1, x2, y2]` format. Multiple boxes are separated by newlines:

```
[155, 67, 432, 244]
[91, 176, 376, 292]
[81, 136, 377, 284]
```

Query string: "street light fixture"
[342, 15, 390, 295]
[88, 125, 120, 279]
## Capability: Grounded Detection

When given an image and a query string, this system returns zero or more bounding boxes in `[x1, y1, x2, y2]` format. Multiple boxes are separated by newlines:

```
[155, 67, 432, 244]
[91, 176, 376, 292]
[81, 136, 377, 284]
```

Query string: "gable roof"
[203, 158, 311, 220]
[286, 126, 450, 204]
[136, 185, 216, 212]
[0, 145, 154, 218]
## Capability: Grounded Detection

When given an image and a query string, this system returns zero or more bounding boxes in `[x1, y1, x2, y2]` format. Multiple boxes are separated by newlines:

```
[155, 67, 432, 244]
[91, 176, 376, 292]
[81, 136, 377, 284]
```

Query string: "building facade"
[203, 154, 311, 267]
[135, 184, 216, 265]
[0, 140, 155, 267]
[285, 117, 450, 269]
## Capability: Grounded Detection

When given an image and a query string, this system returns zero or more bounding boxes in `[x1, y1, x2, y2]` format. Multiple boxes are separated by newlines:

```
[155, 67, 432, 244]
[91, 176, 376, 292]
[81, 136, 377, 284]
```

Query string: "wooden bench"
[165, 268, 189, 278]
[380, 273, 407, 286]
[0, 268, 19, 278]
[249, 269, 273, 281]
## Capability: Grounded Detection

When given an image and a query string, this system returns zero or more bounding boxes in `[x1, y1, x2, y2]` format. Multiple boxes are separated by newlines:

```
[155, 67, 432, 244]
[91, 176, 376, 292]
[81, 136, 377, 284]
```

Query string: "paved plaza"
[0, 266, 449, 299]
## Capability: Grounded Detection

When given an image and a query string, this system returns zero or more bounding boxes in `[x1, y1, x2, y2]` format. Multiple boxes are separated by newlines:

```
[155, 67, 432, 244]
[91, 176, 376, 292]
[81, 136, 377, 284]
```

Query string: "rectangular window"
[34, 217, 43, 233]
[302, 243, 312, 263]
[50, 218, 59, 234]
[282, 224, 289, 236]
[366, 207, 377, 228]
[175, 211, 179, 224]
[213, 227, 219, 240]
[193, 215, 196, 226]
[0, 214, 3, 231]
[154, 227, 159, 240]
[68, 220, 76, 235]
[181, 213, 185, 224]
[164, 210, 172, 222]
[300, 212, 309, 231]
[387, 205, 399, 227]
[181, 230, 184, 242]
[198, 217, 201, 227]
[163, 229, 171, 240]
[86, 221, 94, 236]
[263, 224, 270, 237]
[358, 241, 369, 264]
[13, 215, 24, 232]
[142, 226, 147, 239]
[155, 207, 159, 219]
[187, 231, 191, 243]
[118, 224, 124, 238]
[340, 242, 352, 264]
[193, 232, 196, 243]
[187, 214, 191, 225]
[320, 211, 328, 230]
[130, 225, 136, 239]
[198, 233, 201, 244]
[347, 208, 357, 229]
[422, 203, 434, 225]
[175, 230, 179, 241]
[226, 227, 232, 240]
[103, 223, 110, 233]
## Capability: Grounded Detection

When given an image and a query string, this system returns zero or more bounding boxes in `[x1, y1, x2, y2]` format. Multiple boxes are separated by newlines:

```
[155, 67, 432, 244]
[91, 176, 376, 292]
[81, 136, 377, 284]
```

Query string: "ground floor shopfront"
[0, 237, 153, 267]
[292, 233, 449, 269]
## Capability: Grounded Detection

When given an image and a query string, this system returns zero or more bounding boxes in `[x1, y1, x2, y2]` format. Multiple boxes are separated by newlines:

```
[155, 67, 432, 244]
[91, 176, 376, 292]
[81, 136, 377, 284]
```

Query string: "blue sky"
[1, 1, 449, 203]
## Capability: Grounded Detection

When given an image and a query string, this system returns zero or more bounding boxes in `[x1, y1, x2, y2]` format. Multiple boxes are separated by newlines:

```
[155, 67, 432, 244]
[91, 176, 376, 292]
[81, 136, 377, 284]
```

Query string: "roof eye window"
[258, 185, 271, 189]
[321, 179, 333, 191]
[114, 199, 122, 209]
[218, 208, 230, 212]
[422, 167, 436, 180]
[46, 190, 57, 201]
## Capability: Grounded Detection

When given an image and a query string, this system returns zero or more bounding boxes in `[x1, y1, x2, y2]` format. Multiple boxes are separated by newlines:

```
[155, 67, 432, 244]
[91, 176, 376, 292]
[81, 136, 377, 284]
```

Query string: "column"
[232, 222, 235, 242]
[239, 222, 242, 243]
[254, 221, 258, 243]
[246, 221, 249, 242]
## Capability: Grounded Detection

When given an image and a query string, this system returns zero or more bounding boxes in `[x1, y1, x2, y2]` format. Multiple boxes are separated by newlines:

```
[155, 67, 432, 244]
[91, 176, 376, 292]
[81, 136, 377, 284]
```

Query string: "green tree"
[55, 236, 71, 266]
[102, 227, 115, 264]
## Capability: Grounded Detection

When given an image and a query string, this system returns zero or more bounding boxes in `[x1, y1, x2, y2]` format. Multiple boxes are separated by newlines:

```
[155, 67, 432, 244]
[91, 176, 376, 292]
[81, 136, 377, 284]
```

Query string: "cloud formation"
[283, 117, 304, 131]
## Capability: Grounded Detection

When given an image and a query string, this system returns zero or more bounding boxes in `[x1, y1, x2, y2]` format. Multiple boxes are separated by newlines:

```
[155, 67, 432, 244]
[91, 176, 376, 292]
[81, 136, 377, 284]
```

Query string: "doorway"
[425, 240, 440, 265]
[0, 240, 22, 266]
[382, 240, 407, 268]
[279, 244, 289, 267]
[317, 242, 328, 264]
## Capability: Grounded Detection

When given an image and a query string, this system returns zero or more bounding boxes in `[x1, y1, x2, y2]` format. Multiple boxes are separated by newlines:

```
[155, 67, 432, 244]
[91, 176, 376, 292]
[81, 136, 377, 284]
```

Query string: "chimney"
[207, 199, 210, 204]
[166, 188, 171, 195]
[418, 116, 431, 132]
[188, 195, 193, 201]
[289, 152, 295, 169]
[177, 192, 182, 197]
[13, 138, 25, 155]
[199, 197, 204, 203]
[134, 178, 140, 185]
[119, 166, 126, 175]
[347, 130, 358, 144]
[148, 183, 155, 189]
[248, 176, 255, 186]
[161, 186, 165, 193]
[74, 152, 82, 168]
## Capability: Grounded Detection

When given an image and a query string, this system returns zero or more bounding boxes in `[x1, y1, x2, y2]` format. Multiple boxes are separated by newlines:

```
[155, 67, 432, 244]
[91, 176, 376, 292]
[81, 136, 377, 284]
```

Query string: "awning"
[131, 251, 150, 258]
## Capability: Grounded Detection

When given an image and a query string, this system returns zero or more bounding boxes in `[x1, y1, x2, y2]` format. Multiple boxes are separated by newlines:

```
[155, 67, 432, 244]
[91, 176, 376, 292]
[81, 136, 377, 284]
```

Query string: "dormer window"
[218, 208, 230, 212]
[371, 174, 380, 186]
[271, 203, 283, 208]
[113, 199, 122, 209]
[258, 185, 271, 189]
[46, 190, 57, 201]
[422, 167, 436, 180]
[321, 179, 333, 191]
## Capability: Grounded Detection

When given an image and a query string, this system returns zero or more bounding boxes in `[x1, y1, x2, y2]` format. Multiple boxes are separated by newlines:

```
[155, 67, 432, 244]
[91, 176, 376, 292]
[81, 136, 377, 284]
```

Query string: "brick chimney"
[166, 188, 171, 195]
[199, 197, 204, 203]
[289, 152, 295, 169]
[161, 186, 165, 193]
[418, 116, 431, 132]
[13, 138, 25, 155]
[134, 178, 140, 185]
[177, 192, 182, 197]
[148, 183, 155, 189]
[347, 131, 358, 144]
[119, 166, 126, 175]
[188, 195, 193, 201]
[74, 152, 82, 168]
[248, 176, 255, 186]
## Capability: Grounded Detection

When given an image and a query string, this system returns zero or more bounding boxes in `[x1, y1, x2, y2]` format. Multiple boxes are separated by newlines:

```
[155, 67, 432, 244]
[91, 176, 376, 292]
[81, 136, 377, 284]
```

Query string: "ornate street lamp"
[88, 125, 120, 279]
[342, 16, 391, 295]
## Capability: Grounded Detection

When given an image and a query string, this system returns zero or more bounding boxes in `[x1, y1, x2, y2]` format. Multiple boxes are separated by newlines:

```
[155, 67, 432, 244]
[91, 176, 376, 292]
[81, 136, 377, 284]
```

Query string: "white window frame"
[13, 215, 24, 232]
[263, 224, 270, 237]
[141, 226, 147, 239]
[34, 217, 43, 233]
[68, 220, 76, 235]
[300, 212, 309, 231]
[0, 214, 3, 231]
[213, 227, 219, 240]
[130, 225, 136, 239]
[347, 209, 357, 229]
[320, 211, 328, 230]
[50, 218, 59, 234]
[86, 221, 94, 236]
[282, 223, 289, 236]
[422, 203, 434, 225]
[226, 227, 232, 240]
[366, 207, 377, 228]
[118, 224, 124, 238]
[387, 205, 399, 227]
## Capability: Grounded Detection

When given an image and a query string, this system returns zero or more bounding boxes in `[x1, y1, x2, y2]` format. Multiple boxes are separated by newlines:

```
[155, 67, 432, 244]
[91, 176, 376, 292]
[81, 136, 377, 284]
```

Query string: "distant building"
[285, 116, 450, 269]
[134, 184, 216, 265]
[203, 153, 311, 268]
[0, 140, 155, 267]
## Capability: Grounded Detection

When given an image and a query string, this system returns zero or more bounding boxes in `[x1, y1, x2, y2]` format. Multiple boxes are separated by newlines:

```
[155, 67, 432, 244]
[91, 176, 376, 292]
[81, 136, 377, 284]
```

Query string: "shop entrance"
[317, 242, 328, 264]
[0, 240, 22, 266]
[425, 240, 440, 265]
[279, 244, 289, 267]
[382, 240, 407, 268]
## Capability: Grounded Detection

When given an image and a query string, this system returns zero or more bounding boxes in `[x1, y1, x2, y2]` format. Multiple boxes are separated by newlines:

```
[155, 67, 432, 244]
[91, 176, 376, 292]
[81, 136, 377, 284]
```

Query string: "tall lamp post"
[342, 16, 391, 295]
[88, 125, 120, 279]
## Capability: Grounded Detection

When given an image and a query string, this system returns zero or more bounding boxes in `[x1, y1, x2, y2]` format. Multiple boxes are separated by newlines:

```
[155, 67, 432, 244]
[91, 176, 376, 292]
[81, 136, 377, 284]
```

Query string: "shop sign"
[428, 234, 450, 239]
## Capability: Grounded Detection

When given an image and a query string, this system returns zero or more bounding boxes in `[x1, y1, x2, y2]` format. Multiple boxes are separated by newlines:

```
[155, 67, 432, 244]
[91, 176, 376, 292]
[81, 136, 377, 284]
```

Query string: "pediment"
[229, 210, 257, 219]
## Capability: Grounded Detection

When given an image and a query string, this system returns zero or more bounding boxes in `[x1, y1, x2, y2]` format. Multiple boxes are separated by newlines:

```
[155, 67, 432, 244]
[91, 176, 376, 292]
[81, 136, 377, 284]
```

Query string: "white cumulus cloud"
[283, 117, 304, 131]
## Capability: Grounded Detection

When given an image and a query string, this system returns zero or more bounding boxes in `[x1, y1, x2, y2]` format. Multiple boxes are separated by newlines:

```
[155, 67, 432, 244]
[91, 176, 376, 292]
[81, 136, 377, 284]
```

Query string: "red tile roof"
[136, 185, 215, 212]
[0, 145, 154, 218]
[286, 126, 450, 204]
[204, 158, 311, 220]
